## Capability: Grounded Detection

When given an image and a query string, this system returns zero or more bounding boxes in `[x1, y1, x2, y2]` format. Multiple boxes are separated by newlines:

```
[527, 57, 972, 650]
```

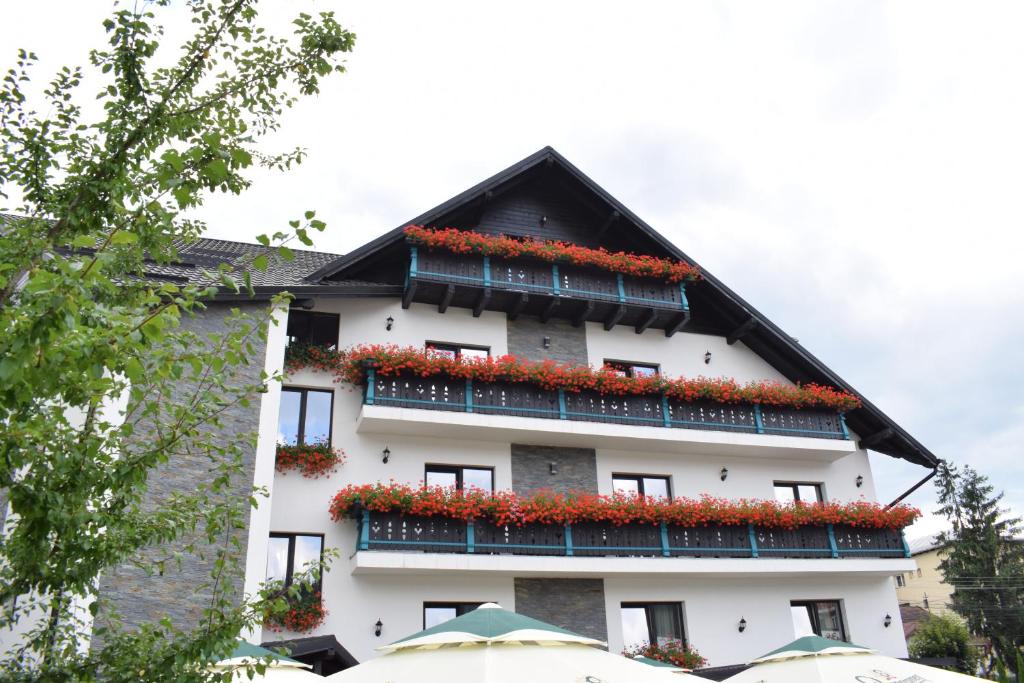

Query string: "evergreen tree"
[934, 462, 1024, 671]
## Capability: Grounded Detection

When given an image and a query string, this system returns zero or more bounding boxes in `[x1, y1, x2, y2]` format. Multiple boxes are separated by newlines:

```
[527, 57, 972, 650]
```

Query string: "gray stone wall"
[510, 444, 597, 497]
[506, 315, 588, 365]
[514, 578, 607, 642]
[94, 302, 271, 637]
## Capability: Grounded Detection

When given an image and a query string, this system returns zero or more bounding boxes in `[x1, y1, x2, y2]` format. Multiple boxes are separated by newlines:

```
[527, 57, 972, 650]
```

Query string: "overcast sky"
[4, 1, 1023, 539]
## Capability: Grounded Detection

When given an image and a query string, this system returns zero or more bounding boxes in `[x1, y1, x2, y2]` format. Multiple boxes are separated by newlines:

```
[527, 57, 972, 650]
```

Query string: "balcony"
[401, 247, 692, 335]
[349, 511, 912, 578]
[358, 369, 856, 459]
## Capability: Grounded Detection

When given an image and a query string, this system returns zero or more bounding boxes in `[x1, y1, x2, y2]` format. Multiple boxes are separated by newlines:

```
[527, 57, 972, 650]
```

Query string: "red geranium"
[404, 225, 702, 283]
[276, 441, 346, 478]
[623, 639, 707, 670]
[263, 588, 327, 634]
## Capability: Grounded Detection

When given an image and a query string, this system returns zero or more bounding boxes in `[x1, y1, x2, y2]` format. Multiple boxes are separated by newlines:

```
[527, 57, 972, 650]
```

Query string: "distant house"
[896, 535, 953, 614]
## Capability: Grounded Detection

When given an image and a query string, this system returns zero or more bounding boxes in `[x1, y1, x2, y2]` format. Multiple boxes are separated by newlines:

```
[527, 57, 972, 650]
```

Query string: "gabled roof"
[307, 147, 939, 469]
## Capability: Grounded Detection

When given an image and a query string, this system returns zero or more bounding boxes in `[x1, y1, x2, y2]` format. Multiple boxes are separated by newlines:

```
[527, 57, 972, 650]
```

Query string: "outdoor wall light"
[549, 462, 558, 475]
[720, 467, 729, 482]
[704, 350, 712, 364]
[884, 614, 892, 628]
[543, 336, 551, 349]
[738, 617, 747, 633]
[375, 619, 383, 637]
[382, 446, 391, 464]
[856, 475, 864, 488]
[385, 315, 394, 331]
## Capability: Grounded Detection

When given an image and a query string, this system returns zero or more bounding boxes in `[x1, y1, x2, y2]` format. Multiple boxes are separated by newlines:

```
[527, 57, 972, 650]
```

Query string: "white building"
[4, 147, 939, 675]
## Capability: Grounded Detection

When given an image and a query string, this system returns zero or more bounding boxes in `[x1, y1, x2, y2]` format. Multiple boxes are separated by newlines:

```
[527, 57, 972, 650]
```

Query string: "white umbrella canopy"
[211, 641, 321, 681]
[724, 635, 987, 683]
[326, 604, 705, 682]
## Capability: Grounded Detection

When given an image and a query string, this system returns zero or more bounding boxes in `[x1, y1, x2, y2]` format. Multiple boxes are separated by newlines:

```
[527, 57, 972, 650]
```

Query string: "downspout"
[885, 465, 939, 509]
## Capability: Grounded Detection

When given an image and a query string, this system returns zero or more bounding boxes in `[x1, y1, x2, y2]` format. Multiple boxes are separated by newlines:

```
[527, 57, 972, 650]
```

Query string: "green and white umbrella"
[212, 641, 320, 681]
[724, 635, 987, 683]
[326, 603, 704, 682]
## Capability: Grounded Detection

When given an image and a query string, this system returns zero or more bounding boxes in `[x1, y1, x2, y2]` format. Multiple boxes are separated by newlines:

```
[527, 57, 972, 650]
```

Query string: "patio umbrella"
[212, 641, 320, 681]
[724, 635, 987, 683]
[326, 603, 705, 682]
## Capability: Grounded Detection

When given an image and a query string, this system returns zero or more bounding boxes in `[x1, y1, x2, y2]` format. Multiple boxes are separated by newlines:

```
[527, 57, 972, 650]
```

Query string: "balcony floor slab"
[357, 405, 858, 460]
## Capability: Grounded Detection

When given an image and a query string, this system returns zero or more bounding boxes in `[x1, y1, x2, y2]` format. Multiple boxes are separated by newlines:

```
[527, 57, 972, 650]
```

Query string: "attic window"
[287, 310, 340, 350]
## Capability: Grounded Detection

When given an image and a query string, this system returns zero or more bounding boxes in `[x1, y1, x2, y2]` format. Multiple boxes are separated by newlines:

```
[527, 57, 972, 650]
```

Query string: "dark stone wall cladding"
[514, 578, 608, 642]
[510, 444, 597, 497]
[506, 315, 588, 366]
[94, 303, 270, 637]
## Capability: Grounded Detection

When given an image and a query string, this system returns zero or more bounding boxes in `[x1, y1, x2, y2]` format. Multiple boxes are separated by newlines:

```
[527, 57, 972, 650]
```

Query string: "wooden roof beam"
[438, 284, 455, 314]
[539, 297, 559, 323]
[727, 317, 759, 345]
[472, 288, 491, 317]
[635, 308, 657, 334]
[507, 293, 529, 320]
[860, 427, 895, 450]
[604, 304, 626, 331]
[572, 300, 595, 327]
[595, 210, 621, 240]
[664, 311, 691, 337]
[401, 279, 417, 309]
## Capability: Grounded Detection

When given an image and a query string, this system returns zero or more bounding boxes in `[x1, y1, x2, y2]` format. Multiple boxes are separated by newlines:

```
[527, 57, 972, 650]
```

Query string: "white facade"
[256, 298, 913, 668]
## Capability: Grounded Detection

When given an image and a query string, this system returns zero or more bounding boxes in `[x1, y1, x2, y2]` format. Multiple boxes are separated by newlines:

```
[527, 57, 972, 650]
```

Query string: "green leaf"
[110, 231, 138, 245]
[278, 245, 294, 262]
[203, 159, 229, 184]
[251, 254, 268, 271]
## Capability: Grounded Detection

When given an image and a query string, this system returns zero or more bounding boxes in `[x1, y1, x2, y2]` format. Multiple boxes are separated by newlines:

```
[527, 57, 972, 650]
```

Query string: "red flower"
[623, 639, 707, 669]
[276, 442, 346, 478]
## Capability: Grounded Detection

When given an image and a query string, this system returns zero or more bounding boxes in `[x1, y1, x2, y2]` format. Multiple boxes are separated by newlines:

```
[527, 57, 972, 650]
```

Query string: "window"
[604, 360, 659, 378]
[423, 602, 485, 629]
[425, 465, 494, 493]
[774, 482, 824, 503]
[613, 474, 671, 500]
[267, 533, 325, 591]
[621, 603, 685, 650]
[790, 600, 846, 641]
[287, 310, 339, 350]
[896, 574, 905, 587]
[278, 387, 333, 446]
[426, 342, 490, 360]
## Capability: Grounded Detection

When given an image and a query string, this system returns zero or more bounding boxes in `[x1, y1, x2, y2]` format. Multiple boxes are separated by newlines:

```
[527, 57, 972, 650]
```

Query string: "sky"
[3, 1, 1023, 540]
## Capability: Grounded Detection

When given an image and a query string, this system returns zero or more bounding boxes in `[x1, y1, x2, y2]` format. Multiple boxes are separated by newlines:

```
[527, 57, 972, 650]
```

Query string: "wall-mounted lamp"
[542, 336, 551, 349]
[549, 462, 558, 475]
[738, 617, 747, 633]
[704, 350, 712, 365]
[883, 614, 892, 628]
[540, 215, 548, 227]
[720, 467, 729, 482]
[385, 315, 394, 331]
[856, 475, 864, 488]
[382, 446, 391, 464]
[375, 619, 383, 637]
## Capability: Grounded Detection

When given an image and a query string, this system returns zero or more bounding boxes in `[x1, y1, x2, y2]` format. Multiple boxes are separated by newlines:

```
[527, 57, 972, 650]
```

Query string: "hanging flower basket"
[404, 225, 702, 283]
[264, 587, 327, 634]
[328, 483, 921, 530]
[286, 344, 863, 413]
[276, 441, 346, 478]
[623, 639, 707, 670]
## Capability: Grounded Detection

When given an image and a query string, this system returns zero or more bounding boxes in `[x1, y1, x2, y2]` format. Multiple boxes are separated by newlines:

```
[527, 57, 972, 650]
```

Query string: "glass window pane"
[277, 391, 302, 446]
[613, 478, 640, 496]
[426, 470, 458, 489]
[460, 347, 489, 360]
[815, 602, 844, 640]
[424, 606, 458, 629]
[427, 345, 457, 360]
[266, 537, 290, 583]
[791, 605, 816, 637]
[774, 485, 796, 503]
[302, 391, 332, 445]
[649, 604, 682, 645]
[642, 478, 669, 500]
[292, 535, 323, 580]
[621, 607, 649, 650]
[462, 468, 493, 492]
[632, 365, 658, 378]
[798, 485, 822, 502]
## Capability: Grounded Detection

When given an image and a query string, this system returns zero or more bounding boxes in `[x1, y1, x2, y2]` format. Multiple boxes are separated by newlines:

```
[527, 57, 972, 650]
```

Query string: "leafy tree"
[935, 462, 1024, 673]
[0, 0, 353, 679]
[908, 613, 979, 674]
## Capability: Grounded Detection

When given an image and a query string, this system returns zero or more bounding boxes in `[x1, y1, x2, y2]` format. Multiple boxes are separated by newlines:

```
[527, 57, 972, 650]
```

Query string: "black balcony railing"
[364, 370, 850, 441]
[354, 511, 909, 560]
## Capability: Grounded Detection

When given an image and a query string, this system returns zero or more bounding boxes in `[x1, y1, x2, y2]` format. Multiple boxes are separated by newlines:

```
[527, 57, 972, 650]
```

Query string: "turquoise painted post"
[661, 394, 672, 428]
[839, 413, 850, 440]
[467, 521, 475, 554]
[753, 404, 765, 434]
[409, 246, 418, 278]
[552, 264, 561, 295]
[482, 256, 491, 287]
[359, 510, 371, 551]
[748, 524, 759, 558]
[565, 525, 574, 556]
[827, 524, 840, 558]
[365, 367, 376, 406]
[679, 282, 690, 311]
[901, 531, 911, 558]
[558, 389, 567, 420]
[616, 273, 626, 303]
[465, 378, 474, 413]
[660, 523, 671, 557]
